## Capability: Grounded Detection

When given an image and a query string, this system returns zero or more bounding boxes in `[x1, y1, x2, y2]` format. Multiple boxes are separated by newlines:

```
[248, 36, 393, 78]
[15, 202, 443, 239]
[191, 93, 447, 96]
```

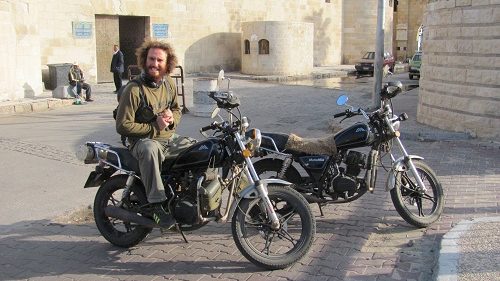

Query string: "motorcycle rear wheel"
[231, 185, 315, 270]
[390, 160, 444, 228]
[94, 175, 152, 247]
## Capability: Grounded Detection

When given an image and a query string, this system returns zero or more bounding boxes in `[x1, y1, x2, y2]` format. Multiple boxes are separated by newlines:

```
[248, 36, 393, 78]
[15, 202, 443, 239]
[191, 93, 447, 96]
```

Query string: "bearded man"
[115, 40, 181, 228]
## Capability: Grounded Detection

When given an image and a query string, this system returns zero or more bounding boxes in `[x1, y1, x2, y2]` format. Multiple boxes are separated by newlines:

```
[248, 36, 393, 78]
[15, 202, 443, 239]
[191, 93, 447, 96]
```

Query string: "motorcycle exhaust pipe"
[104, 206, 157, 228]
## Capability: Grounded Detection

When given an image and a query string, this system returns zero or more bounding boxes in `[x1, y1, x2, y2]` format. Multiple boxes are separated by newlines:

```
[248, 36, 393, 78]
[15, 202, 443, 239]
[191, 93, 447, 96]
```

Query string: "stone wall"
[241, 21, 314, 76]
[0, 0, 43, 101]
[418, 0, 500, 138]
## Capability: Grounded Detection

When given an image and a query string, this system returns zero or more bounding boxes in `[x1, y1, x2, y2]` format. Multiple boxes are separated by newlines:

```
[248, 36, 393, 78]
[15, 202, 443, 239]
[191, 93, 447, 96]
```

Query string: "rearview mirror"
[217, 69, 225, 90]
[210, 107, 220, 119]
[336, 95, 349, 106]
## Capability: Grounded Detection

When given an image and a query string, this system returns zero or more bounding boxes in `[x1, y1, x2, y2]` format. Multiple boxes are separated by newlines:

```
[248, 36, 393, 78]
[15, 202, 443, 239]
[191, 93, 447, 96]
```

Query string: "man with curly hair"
[115, 40, 181, 228]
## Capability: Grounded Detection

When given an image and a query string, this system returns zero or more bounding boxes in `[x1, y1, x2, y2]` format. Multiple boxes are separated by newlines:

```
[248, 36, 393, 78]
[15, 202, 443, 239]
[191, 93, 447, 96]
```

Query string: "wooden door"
[95, 15, 119, 83]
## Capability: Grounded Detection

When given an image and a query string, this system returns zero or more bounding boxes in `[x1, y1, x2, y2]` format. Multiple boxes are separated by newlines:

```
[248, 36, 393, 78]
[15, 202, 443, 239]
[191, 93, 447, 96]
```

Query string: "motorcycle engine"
[327, 151, 366, 198]
[344, 151, 366, 177]
[174, 195, 198, 225]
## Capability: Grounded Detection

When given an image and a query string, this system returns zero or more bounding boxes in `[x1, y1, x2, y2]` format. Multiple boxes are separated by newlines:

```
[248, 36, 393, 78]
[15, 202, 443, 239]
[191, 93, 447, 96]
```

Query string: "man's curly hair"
[135, 40, 178, 75]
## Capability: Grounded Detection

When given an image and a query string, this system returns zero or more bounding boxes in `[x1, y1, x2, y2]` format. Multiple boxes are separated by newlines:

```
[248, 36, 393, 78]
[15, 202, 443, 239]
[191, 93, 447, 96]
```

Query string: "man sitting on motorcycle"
[114, 40, 181, 229]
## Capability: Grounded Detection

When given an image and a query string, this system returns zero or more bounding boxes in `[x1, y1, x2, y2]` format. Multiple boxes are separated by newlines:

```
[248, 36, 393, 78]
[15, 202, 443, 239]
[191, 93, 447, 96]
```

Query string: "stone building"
[393, 0, 427, 61]
[418, 0, 500, 139]
[1, 0, 394, 101]
[241, 21, 314, 76]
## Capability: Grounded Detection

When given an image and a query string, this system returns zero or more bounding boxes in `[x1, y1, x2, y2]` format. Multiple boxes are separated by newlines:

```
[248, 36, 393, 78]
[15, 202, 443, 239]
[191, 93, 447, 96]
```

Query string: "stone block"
[494, 7, 500, 21]
[456, 0, 472, 7]
[0, 105, 15, 115]
[463, 7, 494, 24]
[479, 25, 500, 37]
[472, 0, 491, 6]
[461, 26, 478, 37]
[52, 85, 77, 99]
[31, 101, 49, 112]
[47, 99, 64, 109]
[14, 103, 32, 113]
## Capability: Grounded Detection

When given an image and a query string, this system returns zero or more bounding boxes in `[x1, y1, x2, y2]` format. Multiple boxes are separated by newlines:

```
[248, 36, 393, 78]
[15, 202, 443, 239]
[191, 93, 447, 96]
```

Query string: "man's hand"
[156, 109, 174, 131]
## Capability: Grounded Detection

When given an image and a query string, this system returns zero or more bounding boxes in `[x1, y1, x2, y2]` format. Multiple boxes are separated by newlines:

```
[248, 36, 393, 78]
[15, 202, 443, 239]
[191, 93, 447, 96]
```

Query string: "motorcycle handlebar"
[201, 122, 218, 132]
[333, 112, 347, 118]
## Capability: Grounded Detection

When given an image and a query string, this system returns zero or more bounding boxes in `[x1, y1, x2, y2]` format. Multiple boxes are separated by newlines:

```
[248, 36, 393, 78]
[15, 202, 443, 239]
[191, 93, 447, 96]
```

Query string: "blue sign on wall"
[153, 24, 169, 38]
[72, 22, 92, 38]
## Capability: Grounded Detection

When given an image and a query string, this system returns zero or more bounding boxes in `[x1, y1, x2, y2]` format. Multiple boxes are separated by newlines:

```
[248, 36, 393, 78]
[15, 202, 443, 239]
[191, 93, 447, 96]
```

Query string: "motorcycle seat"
[260, 132, 337, 156]
[106, 146, 141, 174]
[105, 146, 182, 175]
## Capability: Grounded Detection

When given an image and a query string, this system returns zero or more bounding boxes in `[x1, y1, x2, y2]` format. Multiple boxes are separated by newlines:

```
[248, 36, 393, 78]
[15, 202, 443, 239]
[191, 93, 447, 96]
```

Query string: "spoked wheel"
[94, 175, 152, 247]
[390, 160, 444, 228]
[232, 185, 315, 270]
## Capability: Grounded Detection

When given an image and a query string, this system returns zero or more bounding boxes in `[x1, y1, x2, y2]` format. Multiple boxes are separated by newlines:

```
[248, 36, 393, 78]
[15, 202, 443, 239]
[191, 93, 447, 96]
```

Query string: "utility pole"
[372, 0, 385, 108]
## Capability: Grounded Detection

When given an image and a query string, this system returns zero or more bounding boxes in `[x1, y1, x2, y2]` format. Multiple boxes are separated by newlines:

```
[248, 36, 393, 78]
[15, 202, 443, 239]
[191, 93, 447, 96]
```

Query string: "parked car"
[409, 51, 422, 80]
[355, 51, 395, 77]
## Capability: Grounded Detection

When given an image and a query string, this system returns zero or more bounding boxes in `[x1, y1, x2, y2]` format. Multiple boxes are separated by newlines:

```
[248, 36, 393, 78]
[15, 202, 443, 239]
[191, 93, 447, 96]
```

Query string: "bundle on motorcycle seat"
[285, 133, 337, 156]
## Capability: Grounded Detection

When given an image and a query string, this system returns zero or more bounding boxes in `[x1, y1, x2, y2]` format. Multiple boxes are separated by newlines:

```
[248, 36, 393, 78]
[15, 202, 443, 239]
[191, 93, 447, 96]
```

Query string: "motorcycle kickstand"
[176, 224, 188, 243]
[317, 203, 325, 217]
[160, 224, 189, 243]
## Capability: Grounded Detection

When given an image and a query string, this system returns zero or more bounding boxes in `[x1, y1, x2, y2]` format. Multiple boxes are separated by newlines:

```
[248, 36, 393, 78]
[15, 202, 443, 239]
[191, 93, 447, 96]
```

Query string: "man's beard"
[147, 66, 165, 81]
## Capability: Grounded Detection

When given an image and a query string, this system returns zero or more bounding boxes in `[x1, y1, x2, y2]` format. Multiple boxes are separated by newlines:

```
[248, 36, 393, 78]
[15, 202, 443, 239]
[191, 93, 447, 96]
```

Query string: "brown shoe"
[85, 98, 94, 102]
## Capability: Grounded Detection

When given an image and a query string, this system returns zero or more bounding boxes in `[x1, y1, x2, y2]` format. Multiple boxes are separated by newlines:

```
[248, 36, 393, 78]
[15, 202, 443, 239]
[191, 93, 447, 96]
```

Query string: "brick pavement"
[0, 77, 499, 281]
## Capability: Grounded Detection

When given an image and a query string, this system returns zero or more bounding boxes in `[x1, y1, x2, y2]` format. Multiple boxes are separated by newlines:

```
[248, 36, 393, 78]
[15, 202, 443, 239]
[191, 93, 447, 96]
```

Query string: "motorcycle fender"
[385, 155, 424, 191]
[84, 171, 104, 188]
[238, 178, 292, 199]
[228, 179, 292, 219]
[83, 166, 116, 188]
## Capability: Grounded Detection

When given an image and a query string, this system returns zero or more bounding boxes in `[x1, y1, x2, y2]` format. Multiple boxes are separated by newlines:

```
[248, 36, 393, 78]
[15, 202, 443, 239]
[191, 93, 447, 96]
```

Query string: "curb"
[437, 216, 500, 281]
[0, 98, 75, 115]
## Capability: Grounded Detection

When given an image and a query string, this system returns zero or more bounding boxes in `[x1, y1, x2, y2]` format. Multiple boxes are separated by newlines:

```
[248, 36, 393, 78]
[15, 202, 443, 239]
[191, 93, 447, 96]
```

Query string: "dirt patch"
[54, 204, 94, 224]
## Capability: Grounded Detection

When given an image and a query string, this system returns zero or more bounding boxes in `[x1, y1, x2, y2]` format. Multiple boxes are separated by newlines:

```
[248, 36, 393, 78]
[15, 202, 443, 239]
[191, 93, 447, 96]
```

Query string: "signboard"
[72, 21, 92, 38]
[153, 24, 169, 38]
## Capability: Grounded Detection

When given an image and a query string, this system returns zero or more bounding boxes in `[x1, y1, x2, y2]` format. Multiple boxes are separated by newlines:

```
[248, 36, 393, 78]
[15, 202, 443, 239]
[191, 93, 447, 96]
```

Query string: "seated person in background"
[68, 62, 93, 102]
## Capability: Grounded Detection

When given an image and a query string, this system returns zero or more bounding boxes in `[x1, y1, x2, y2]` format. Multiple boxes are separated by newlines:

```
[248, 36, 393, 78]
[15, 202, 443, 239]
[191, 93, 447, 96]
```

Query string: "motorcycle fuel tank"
[334, 122, 374, 149]
[171, 138, 224, 170]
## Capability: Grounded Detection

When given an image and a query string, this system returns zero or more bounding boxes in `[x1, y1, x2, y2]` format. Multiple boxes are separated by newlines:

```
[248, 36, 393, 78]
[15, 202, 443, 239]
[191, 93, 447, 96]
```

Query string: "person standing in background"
[110, 44, 125, 92]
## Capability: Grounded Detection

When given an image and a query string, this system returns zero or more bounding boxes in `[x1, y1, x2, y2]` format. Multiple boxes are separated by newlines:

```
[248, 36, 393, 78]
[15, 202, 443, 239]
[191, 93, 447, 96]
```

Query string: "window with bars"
[244, 40, 250, 54]
[258, 39, 269, 55]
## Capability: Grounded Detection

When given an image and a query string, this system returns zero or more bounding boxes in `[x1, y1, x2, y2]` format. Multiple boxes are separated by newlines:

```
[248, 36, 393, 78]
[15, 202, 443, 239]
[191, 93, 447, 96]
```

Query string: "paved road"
[0, 74, 498, 280]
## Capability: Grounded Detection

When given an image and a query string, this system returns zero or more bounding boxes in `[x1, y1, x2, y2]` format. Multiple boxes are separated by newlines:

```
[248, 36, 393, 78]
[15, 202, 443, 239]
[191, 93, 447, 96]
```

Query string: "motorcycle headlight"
[392, 120, 401, 131]
[246, 128, 262, 152]
[76, 144, 97, 163]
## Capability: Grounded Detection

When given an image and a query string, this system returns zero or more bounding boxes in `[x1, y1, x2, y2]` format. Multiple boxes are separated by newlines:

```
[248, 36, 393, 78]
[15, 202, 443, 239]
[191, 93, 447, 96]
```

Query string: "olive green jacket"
[115, 76, 181, 146]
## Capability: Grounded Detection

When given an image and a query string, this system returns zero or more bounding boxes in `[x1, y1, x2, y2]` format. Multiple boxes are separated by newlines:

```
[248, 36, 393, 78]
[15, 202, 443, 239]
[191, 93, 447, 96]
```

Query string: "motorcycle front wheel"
[94, 175, 152, 247]
[390, 160, 444, 228]
[231, 185, 315, 270]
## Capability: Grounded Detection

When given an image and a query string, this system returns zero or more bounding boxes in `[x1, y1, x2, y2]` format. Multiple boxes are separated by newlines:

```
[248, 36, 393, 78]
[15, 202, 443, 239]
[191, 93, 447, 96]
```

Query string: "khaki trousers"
[130, 139, 167, 203]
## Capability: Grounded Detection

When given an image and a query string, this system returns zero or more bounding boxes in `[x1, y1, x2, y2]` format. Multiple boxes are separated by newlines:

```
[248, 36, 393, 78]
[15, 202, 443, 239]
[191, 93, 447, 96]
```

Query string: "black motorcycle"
[252, 82, 444, 228]
[77, 72, 315, 270]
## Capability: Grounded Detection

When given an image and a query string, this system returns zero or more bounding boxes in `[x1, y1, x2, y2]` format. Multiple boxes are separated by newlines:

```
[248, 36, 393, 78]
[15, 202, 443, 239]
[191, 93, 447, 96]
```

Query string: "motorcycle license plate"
[363, 67, 369, 70]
